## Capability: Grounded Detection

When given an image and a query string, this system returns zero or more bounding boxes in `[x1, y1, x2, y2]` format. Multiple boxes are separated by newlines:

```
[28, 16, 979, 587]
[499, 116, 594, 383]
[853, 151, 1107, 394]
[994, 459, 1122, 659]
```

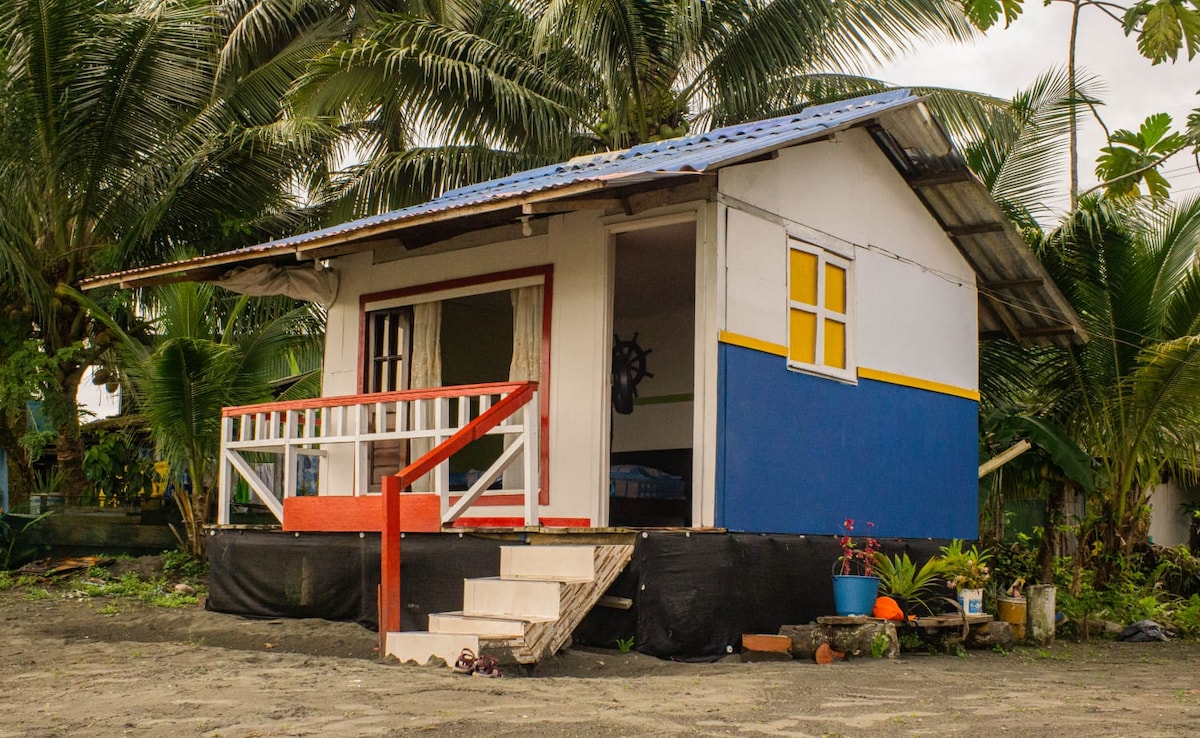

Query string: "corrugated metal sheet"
[85, 91, 916, 286]
[873, 106, 1085, 346]
[84, 89, 1084, 346]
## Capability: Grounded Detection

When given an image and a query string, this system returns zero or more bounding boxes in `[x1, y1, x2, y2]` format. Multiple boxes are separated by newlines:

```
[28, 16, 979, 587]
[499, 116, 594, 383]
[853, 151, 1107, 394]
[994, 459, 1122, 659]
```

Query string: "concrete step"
[385, 631, 479, 668]
[463, 576, 563, 619]
[429, 611, 554, 638]
[500, 544, 597, 582]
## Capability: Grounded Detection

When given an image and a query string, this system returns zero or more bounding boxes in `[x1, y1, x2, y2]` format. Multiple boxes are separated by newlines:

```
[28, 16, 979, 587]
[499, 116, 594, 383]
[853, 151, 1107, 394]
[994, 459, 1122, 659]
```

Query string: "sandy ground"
[3, 578, 1200, 738]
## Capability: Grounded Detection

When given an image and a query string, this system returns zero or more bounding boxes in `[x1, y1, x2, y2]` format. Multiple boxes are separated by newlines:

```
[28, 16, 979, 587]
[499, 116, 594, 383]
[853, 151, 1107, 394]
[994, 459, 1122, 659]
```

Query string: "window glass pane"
[365, 308, 411, 393]
[789, 308, 817, 364]
[789, 249, 818, 305]
[824, 263, 846, 314]
[824, 319, 846, 369]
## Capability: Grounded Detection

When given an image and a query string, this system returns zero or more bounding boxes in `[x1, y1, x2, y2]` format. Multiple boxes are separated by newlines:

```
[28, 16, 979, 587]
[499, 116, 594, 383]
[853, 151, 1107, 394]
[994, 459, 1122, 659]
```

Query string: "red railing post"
[380, 475, 402, 642]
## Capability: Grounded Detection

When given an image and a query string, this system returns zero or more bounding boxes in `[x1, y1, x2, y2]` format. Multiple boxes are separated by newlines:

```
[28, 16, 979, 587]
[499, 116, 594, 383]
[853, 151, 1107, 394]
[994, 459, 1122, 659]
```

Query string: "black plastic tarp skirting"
[207, 529, 952, 658]
[574, 533, 951, 658]
[207, 529, 506, 630]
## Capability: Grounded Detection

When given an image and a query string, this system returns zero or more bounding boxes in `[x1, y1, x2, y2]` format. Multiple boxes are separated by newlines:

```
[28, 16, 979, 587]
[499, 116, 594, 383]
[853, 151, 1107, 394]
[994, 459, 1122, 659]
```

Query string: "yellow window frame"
[787, 237, 855, 382]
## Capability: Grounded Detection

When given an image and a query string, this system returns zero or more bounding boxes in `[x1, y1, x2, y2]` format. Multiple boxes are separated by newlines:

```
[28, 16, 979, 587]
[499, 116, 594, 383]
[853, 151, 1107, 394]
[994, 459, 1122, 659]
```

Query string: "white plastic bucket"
[956, 588, 984, 615]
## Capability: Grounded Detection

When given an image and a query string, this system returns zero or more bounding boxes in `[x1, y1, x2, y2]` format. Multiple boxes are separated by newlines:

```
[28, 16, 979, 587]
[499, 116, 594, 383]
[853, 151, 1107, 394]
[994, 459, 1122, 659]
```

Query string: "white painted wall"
[322, 213, 612, 522]
[1148, 480, 1199, 547]
[718, 127, 979, 392]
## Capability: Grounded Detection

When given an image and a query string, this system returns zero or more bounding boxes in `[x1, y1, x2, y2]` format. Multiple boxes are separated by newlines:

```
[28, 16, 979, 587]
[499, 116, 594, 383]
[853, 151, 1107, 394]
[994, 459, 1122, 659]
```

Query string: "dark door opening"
[610, 221, 696, 526]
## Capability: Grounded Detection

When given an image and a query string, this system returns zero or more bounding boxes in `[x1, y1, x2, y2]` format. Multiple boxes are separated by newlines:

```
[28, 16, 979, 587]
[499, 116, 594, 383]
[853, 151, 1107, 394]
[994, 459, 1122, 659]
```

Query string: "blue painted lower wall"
[716, 343, 978, 539]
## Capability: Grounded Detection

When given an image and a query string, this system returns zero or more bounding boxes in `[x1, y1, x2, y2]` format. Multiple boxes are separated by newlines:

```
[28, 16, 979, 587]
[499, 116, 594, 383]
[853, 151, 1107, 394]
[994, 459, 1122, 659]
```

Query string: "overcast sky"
[870, 2, 1200, 215]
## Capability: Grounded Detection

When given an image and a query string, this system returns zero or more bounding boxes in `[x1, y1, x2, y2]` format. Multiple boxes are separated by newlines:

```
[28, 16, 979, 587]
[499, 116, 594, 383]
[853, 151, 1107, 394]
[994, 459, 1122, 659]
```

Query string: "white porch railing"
[217, 381, 539, 527]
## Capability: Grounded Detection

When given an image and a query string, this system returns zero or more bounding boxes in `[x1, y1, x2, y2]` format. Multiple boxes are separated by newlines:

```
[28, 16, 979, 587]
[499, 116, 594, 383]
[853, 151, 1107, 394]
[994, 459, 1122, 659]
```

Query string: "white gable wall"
[718, 127, 978, 391]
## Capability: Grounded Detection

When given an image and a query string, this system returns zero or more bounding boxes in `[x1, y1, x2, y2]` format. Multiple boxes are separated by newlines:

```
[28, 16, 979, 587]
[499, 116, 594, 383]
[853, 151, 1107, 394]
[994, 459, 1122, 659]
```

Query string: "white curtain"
[505, 286, 542, 490]
[409, 301, 441, 493]
[509, 286, 543, 382]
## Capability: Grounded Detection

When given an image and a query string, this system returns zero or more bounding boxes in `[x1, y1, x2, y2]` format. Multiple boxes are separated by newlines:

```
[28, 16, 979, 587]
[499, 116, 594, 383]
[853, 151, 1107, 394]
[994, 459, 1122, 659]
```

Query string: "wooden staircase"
[384, 543, 633, 667]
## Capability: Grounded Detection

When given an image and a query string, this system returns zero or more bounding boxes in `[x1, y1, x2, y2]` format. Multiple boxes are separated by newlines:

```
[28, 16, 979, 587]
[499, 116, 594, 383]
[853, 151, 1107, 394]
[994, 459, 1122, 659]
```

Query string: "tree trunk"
[1038, 483, 1067, 584]
[55, 422, 87, 505]
[1067, 0, 1082, 209]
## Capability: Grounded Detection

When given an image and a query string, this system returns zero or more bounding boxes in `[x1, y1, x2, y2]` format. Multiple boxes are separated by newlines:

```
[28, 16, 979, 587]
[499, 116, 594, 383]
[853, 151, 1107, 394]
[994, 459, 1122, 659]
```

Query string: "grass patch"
[75, 571, 202, 608]
[161, 549, 207, 578]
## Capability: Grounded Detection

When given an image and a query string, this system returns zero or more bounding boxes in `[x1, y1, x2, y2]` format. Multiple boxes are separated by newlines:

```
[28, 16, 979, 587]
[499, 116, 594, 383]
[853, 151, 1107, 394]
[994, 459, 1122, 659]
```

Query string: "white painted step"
[429, 611, 555, 638]
[385, 632, 478, 668]
[500, 544, 597, 582]
[463, 577, 563, 618]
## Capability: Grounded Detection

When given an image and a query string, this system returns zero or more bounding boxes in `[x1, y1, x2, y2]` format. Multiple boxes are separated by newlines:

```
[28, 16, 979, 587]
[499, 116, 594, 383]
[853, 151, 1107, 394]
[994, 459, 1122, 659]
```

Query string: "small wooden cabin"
[89, 91, 1083, 662]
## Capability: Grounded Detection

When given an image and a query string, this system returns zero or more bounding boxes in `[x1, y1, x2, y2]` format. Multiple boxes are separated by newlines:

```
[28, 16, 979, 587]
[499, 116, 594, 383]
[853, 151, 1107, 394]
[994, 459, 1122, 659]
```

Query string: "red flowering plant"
[837, 518, 881, 576]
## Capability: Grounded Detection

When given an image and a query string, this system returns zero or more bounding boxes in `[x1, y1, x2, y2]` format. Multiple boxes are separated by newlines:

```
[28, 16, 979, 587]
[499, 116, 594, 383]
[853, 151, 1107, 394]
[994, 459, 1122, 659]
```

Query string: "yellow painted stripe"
[857, 367, 980, 401]
[718, 330, 787, 357]
[718, 332, 978, 401]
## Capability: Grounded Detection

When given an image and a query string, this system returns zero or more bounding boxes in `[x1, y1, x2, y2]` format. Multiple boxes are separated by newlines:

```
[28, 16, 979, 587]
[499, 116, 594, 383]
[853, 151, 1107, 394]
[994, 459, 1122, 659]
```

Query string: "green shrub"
[161, 549, 207, 578]
[873, 552, 945, 615]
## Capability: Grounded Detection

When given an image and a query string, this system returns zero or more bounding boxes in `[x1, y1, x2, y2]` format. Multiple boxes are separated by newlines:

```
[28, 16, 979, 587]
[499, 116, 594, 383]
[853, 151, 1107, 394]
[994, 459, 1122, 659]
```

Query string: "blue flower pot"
[832, 574, 880, 616]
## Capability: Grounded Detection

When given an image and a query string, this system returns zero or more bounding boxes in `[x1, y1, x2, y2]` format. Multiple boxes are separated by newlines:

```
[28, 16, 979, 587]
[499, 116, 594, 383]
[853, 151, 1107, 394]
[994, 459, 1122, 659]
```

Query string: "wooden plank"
[598, 596, 633, 610]
[945, 222, 1005, 237]
[223, 381, 529, 417]
[906, 170, 975, 187]
[913, 614, 992, 628]
[979, 439, 1032, 479]
[521, 198, 624, 215]
[816, 615, 874, 626]
[282, 493, 440, 533]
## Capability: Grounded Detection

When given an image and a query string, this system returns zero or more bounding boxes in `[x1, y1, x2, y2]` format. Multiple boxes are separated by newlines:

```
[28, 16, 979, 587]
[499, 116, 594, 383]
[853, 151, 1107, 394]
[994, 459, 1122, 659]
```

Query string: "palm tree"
[75, 282, 325, 554]
[1032, 196, 1200, 580]
[0, 0, 341, 496]
[972, 71, 1200, 584]
[293, 0, 981, 218]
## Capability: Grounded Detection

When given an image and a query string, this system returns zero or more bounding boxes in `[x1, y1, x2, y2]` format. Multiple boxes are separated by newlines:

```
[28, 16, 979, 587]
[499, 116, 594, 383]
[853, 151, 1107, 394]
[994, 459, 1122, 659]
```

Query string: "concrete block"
[501, 545, 596, 582]
[463, 577, 562, 618]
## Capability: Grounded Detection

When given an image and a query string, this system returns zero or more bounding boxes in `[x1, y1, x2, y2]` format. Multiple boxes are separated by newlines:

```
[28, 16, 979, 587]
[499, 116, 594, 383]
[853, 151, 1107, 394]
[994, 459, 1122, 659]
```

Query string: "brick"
[741, 633, 793, 655]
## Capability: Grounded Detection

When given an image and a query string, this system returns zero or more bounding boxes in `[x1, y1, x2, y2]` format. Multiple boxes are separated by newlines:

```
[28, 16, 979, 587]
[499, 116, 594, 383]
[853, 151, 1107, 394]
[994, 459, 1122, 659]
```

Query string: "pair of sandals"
[452, 648, 502, 678]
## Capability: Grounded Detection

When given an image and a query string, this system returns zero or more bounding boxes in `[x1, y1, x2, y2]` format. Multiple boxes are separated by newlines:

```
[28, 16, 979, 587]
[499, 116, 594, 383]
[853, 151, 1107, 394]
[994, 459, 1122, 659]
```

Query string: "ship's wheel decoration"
[612, 332, 653, 415]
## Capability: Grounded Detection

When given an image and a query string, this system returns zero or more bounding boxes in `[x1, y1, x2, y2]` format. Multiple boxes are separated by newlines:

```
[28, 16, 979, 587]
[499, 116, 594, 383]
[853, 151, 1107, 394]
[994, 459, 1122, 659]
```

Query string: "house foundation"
[206, 527, 951, 660]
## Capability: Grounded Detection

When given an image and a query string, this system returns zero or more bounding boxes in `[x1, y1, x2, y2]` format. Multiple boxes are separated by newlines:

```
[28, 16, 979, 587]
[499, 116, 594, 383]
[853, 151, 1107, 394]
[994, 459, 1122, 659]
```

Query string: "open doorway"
[609, 221, 696, 526]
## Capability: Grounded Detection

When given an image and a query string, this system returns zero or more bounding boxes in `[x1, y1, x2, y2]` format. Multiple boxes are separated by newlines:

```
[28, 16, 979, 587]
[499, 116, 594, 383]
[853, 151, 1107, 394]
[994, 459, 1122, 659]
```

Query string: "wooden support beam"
[946, 222, 1006, 237]
[1017, 325, 1080, 338]
[906, 170, 975, 188]
[982, 278, 1044, 290]
[522, 198, 625, 215]
[979, 439, 1032, 479]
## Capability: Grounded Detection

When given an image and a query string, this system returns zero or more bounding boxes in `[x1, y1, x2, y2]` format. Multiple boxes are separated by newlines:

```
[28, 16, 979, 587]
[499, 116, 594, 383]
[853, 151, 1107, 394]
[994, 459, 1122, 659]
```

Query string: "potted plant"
[940, 540, 991, 615]
[873, 551, 946, 616]
[832, 519, 881, 616]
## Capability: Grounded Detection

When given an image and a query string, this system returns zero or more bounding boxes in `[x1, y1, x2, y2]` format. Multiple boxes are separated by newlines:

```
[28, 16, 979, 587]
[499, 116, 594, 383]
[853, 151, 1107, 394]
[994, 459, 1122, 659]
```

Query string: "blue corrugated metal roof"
[87, 90, 919, 286]
[268, 89, 918, 249]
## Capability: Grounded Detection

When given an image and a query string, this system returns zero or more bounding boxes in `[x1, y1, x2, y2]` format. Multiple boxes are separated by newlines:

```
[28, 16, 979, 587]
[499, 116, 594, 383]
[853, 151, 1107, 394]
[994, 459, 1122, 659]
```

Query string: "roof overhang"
[83, 92, 1085, 347]
[82, 173, 706, 291]
[869, 106, 1087, 347]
